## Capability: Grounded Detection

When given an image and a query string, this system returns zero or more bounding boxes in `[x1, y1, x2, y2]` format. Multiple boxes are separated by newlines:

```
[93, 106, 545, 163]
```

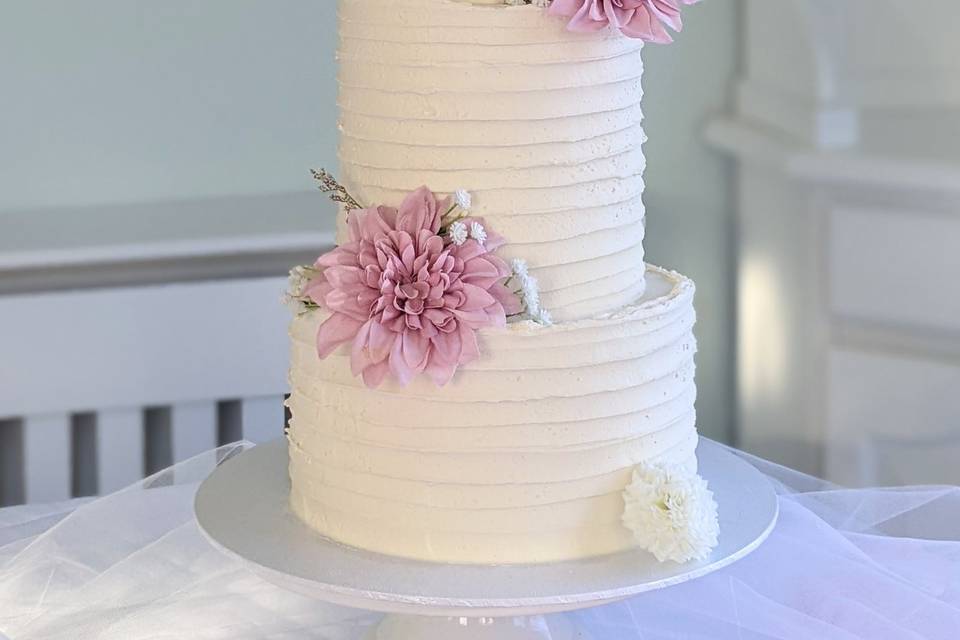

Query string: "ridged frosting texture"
[287, 267, 700, 564]
[337, 0, 647, 322]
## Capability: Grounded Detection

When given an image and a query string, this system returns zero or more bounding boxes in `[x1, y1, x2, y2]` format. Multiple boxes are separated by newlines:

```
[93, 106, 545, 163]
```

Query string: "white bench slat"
[172, 401, 218, 462]
[0, 278, 291, 419]
[96, 408, 144, 494]
[241, 396, 285, 444]
[23, 414, 71, 503]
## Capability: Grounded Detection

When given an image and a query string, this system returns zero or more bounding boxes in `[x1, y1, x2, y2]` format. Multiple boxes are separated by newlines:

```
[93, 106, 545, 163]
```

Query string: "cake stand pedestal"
[195, 439, 778, 640]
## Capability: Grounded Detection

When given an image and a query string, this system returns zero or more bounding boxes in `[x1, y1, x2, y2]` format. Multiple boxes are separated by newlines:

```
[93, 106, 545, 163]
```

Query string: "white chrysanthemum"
[454, 188, 472, 211]
[469, 221, 487, 245]
[622, 464, 719, 563]
[448, 220, 468, 246]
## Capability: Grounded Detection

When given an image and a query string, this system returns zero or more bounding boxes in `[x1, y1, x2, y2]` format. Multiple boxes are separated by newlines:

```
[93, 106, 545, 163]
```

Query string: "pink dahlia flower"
[548, 0, 700, 43]
[305, 186, 520, 388]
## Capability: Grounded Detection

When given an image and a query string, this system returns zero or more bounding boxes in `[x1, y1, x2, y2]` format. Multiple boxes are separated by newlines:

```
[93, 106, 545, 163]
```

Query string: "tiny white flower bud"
[448, 220, 468, 246]
[454, 189, 472, 211]
[511, 258, 529, 278]
[534, 308, 553, 326]
[469, 221, 487, 245]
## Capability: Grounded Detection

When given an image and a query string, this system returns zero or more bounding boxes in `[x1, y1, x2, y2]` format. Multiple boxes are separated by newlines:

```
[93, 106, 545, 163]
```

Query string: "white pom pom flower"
[469, 221, 487, 245]
[454, 188, 472, 211]
[622, 463, 719, 563]
[448, 220, 468, 246]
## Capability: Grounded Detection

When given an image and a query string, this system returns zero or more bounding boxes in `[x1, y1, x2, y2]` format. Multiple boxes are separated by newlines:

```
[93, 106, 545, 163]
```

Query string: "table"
[1, 442, 958, 639]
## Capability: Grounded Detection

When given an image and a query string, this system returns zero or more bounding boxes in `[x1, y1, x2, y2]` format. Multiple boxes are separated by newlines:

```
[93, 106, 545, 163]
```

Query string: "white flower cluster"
[504, 0, 550, 6]
[622, 463, 720, 564]
[447, 219, 487, 247]
[447, 189, 489, 248]
[282, 265, 317, 315]
[510, 258, 553, 326]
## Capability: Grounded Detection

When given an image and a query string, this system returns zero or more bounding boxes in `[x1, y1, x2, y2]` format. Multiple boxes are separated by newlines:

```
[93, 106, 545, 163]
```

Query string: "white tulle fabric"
[1, 441, 958, 640]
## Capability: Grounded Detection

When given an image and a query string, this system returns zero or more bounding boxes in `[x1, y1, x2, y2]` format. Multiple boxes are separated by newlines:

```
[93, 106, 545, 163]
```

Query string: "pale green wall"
[644, 2, 740, 443]
[0, 1, 739, 443]
[0, 1, 339, 211]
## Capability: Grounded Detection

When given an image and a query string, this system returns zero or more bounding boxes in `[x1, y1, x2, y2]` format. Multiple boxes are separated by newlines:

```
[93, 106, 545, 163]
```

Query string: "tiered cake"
[286, 0, 712, 565]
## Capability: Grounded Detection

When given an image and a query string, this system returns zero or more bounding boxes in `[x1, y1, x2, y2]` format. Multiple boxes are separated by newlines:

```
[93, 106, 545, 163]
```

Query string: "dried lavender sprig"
[311, 168, 362, 211]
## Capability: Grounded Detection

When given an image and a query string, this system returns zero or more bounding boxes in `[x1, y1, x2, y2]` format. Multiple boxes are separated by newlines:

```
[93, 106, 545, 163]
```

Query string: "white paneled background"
[711, 0, 960, 485]
[0, 278, 293, 505]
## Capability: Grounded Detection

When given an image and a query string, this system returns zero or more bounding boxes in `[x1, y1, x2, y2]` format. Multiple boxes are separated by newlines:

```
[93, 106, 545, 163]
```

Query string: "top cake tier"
[337, 0, 647, 321]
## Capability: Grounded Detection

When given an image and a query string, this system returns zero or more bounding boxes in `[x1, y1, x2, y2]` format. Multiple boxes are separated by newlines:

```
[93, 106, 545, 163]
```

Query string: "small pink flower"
[305, 187, 521, 388]
[548, 0, 699, 43]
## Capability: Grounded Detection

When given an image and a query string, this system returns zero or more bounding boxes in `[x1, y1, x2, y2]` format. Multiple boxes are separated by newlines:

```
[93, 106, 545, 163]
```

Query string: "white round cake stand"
[195, 438, 778, 640]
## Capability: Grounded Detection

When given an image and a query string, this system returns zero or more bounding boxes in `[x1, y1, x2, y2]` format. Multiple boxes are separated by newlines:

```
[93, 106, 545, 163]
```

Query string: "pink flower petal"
[431, 328, 462, 363]
[397, 186, 442, 236]
[459, 323, 481, 364]
[316, 313, 364, 358]
[361, 360, 390, 388]
[450, 239, 487, 264]
[648, 0, 683, 32]
[455, 307, 497, 327]
[489, 283, 523, 316]
[350, 320, 374, 376]
[303, 280, 332, 306]
[323, 265, 363, 290]
[424, 353, 458, 387]
[367, 320, 396, 363]
[388, 335, 417, 387]
[460, 255, 501, 285]
[324, 288, 370, 321]
[459, 283, 498, 311]
[401, 330, 431, 370]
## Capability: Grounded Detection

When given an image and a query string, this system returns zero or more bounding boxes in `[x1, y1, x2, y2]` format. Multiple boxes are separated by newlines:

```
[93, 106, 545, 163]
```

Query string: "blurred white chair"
[709, 0, 960, 484]
[0, 277, 293, 506]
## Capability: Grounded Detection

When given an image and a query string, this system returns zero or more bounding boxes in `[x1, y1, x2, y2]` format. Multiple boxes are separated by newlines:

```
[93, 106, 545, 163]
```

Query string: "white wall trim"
[0, 232, 332, 272]
[737, 80, 859, 149]
[706, 118, 960, 203]
[1, 191, 337, 295]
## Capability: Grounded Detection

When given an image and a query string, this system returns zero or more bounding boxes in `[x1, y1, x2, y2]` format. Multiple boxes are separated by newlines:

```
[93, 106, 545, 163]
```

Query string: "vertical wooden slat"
[171, 401, 217, 462]
[97, 408, 145, 494]
[217, 400, 243, 446]
[241, 396, 285, 444]
[0, 419, 25, 507]
[143, 407, 173, 476]
[71, 413, 98, 498]
[23, 414, 71, 503]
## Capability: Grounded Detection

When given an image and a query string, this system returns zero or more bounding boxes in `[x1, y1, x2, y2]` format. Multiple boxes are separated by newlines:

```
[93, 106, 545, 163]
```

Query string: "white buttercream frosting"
[287, 266, 700, 564]
[336, 0, 647, 321]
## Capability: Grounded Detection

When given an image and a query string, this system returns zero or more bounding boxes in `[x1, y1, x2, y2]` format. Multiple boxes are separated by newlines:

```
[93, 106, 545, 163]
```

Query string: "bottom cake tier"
[286, 265, 700, 564]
